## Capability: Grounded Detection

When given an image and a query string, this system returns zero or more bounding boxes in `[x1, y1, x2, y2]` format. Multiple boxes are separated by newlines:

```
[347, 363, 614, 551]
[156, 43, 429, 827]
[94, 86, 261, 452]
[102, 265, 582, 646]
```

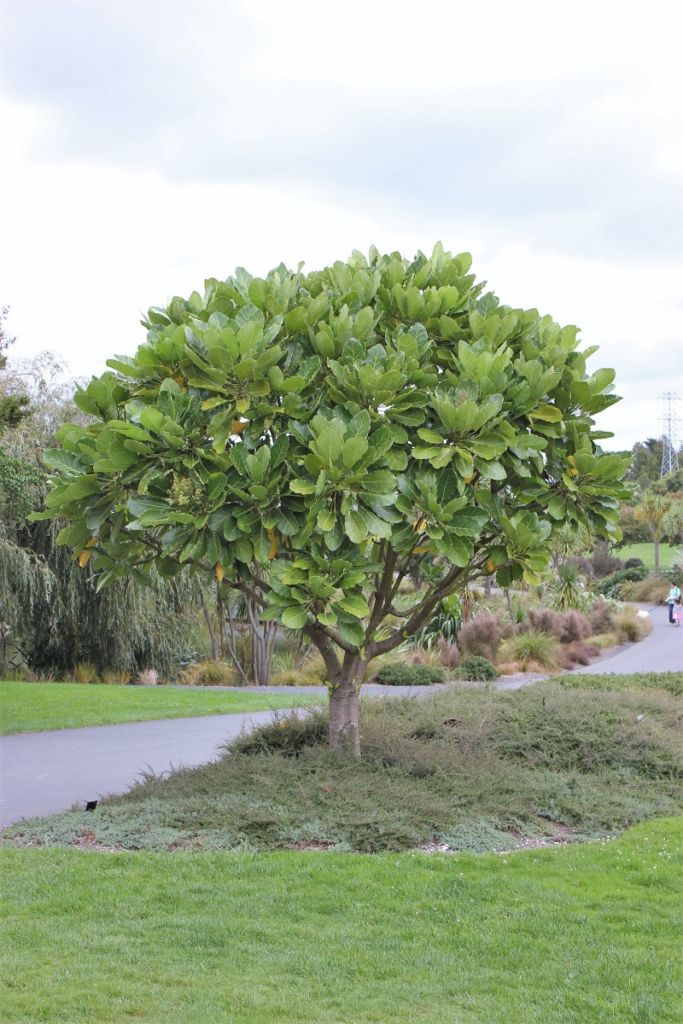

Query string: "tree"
[0, 307, 30, 433]
[1, 353, 200, 678]
[37, 245, 630, 754]
[626, 438, 663, 494]
[635, 491, 670, 573]
[662, 499, 683, 546]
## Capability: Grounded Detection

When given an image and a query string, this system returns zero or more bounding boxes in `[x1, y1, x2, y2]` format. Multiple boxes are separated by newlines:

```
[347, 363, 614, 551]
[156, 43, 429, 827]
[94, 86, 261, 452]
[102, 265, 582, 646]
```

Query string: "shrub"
[594, 564, 648, 596]
[589, 544, 623, 578]
[458, 612, 505, 663]
[229, 710, 328, 756]
[134, 669, 159, 686]
[548, 563, 589, 611]
[560, 641, 599, 668]
[624, 557, 645, 569]
[526, 608, 561, 635]
[415, 595, 461, 648]
[615, 611, 651, 644]
[178, 660, 238, 686]
[588, 598, 617, 634]
[502, 632, 560, 671]
[436, 639, 461, 670]
[375, 663, 445, 686]
[70, 662, 100, 684]
[620, 578, 671, 604]
[555, 610, 592, 644]
[452, 656, 498, 681]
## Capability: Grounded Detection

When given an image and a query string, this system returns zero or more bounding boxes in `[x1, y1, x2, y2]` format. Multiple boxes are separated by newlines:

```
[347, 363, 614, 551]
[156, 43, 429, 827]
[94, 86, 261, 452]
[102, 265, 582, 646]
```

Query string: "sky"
[1, 0, 681, 451]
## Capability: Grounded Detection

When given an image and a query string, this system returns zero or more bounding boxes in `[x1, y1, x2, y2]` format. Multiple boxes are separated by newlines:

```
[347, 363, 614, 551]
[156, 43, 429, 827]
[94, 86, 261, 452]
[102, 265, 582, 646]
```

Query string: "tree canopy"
[0, 307, 30, 434]
[37, 244, 630, 752]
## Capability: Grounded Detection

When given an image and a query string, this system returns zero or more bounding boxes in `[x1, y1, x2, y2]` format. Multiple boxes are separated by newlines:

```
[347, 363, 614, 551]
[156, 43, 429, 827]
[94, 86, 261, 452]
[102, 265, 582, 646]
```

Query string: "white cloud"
[1, 0, 681, 453]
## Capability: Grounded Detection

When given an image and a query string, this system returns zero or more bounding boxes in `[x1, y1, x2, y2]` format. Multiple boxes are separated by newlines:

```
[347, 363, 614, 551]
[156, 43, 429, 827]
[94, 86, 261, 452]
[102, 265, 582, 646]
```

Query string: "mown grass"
[547, 671, 683, 697]
[0, 681, 320, 735]
[1, 818, 681, 1024]
[617, 542, 680, 571]
[7, 683, 681, 853]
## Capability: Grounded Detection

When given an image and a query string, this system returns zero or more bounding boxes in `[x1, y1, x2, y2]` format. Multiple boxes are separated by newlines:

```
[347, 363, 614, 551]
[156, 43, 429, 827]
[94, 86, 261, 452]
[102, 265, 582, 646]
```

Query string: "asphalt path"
[0, 709, 281, 829]
[0, 684, 425, 828]
[573, 602, 682, 674]
[1, 605, 680, 829]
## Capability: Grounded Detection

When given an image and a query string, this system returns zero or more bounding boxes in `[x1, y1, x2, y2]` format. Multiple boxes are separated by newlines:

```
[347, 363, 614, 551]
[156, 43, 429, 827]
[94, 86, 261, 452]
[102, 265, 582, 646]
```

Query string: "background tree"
[0, 307, 30, 433]
[626, 438, 663, 494]
[38, 245, 629, 753]
[662, 500, 683, 547]
[635, 491, 670, 573]
[1, 353, 201, 678]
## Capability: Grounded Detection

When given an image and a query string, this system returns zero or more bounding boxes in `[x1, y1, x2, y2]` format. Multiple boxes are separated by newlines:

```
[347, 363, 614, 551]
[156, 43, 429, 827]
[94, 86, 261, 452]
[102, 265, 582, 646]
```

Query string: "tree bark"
[328, 667, 362, 757]
[200, 591, 218, 661]
[325, 651, 362, 757]
[654, 539, 660, 574]
[247, 599, 276, 686]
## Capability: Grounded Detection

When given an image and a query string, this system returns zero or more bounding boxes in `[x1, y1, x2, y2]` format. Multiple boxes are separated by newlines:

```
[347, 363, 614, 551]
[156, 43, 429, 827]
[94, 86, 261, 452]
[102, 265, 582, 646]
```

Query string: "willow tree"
[38, 245, 629, 753]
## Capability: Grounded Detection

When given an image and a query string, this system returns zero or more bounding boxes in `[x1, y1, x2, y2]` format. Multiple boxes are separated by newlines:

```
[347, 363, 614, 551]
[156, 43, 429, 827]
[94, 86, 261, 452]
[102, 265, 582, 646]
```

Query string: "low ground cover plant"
[547, 671, 683, 698]
[6, 680, 680, 852]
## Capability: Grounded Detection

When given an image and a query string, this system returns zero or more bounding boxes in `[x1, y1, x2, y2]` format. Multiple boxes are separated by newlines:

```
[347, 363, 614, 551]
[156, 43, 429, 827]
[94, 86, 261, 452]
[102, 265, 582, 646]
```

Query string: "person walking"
[667, 581, 681, 624]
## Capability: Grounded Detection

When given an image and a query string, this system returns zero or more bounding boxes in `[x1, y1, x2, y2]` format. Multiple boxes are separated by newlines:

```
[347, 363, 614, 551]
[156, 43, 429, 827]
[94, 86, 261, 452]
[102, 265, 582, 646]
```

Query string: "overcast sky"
[1, 0, 681, 450]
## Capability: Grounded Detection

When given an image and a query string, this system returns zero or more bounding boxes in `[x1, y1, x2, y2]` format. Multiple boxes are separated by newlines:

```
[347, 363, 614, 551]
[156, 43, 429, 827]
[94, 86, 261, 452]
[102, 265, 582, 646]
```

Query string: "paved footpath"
[573, 602, 682, 675]
[1, 606, 680, 828]
[0, 684, 425, 829]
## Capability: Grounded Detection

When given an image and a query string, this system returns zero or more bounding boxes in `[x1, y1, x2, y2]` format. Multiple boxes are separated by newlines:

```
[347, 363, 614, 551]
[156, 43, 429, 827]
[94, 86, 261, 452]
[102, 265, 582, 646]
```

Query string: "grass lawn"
[0, 681, 321, 735]
[618, 542, 680, 571]
[1, 817, 681, 1023]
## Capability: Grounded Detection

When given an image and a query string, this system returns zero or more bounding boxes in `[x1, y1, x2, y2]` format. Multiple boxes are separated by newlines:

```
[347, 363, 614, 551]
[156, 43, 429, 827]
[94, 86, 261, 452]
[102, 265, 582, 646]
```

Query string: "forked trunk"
[328, 657, 364, 757]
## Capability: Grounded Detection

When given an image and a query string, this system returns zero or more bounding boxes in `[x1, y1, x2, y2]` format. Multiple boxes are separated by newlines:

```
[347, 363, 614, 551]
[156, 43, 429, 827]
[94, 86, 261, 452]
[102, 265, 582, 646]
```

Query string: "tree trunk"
[327, 654, 364, 757]
[245, 592, 276, 686]
[328, 675, 361, 757]
[200, 592, 218, 661]
[654, 539, 660, 573]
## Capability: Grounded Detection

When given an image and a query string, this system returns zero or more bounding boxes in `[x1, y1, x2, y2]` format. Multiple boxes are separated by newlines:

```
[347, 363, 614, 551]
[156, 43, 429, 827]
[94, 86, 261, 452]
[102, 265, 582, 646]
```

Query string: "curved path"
[0, 684, 424, 829]
[574, 602, 682, 675]
[1, 606, 680, 829]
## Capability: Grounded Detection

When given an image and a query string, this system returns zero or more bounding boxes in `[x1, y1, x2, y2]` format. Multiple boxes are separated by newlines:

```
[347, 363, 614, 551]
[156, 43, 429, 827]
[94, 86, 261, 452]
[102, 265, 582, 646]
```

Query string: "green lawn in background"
[618, 542, 680, 571]
[1, 817, 680, 1024]
[0, 681, 320, 734]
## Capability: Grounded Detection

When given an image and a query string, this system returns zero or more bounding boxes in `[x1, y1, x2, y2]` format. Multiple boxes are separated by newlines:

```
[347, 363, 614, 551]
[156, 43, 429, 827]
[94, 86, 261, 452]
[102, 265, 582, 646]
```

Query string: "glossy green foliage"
[38, 244, 630, 647]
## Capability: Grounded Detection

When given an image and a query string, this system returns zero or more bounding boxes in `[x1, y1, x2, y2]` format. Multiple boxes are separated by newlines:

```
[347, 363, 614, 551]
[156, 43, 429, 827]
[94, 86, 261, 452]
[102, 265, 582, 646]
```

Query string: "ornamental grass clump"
[178, 660, 238, 686]
[502, 631, 561, 671]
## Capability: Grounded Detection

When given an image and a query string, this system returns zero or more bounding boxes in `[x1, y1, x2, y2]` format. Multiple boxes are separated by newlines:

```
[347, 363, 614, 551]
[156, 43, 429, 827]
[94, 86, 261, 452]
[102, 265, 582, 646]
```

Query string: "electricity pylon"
[658, 392, 680, 476]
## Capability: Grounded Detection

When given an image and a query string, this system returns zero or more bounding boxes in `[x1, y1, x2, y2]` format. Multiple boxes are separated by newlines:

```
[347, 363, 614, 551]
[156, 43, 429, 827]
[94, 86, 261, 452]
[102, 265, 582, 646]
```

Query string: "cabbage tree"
[37, 245, 630, 754]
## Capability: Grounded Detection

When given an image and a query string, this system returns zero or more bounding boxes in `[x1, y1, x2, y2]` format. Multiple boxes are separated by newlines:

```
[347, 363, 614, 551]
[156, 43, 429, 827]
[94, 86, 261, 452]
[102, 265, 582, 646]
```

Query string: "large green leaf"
[344, 510, 368, 543]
